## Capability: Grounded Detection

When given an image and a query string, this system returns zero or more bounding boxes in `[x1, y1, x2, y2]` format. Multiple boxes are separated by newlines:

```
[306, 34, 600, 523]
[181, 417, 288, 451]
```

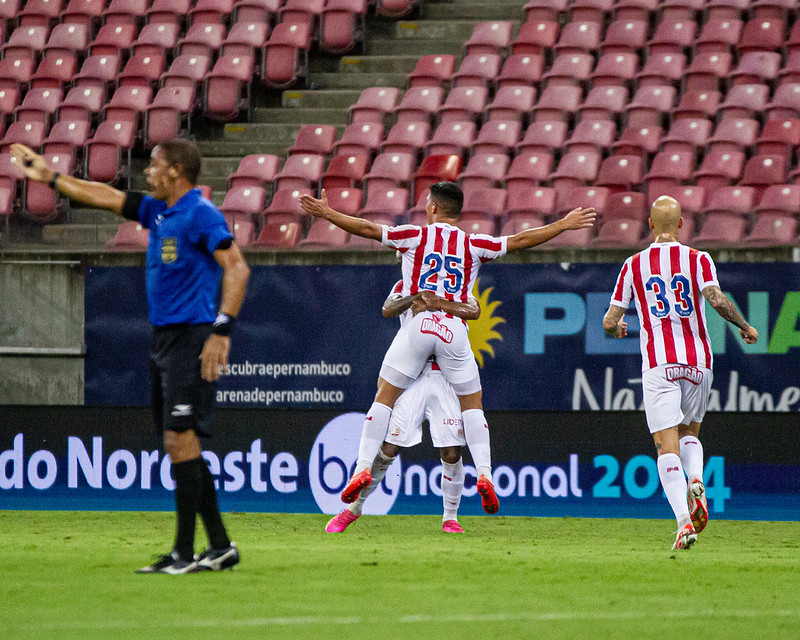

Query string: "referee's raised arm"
[10, 143, 127, 215]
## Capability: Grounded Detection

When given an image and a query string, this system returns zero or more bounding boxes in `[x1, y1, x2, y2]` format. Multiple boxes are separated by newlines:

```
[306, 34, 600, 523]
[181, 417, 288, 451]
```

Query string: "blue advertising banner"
[85, 263, 800, 411]
[1, 408, 797, 521]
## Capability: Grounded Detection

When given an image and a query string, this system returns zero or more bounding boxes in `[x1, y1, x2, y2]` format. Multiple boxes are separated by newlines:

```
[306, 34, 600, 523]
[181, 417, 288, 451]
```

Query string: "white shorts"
[379, 311, 481, 395]
[642, 364, 713, 433]
[385, 365, 466, 449]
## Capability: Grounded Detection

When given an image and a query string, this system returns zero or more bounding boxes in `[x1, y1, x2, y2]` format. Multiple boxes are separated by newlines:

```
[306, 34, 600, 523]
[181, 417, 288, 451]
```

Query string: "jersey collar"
[162, 188, 201, 216]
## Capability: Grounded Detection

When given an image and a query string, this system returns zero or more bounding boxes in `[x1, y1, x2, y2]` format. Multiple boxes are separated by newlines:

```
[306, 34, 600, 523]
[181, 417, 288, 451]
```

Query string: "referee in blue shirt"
[12, 141, 251, 574]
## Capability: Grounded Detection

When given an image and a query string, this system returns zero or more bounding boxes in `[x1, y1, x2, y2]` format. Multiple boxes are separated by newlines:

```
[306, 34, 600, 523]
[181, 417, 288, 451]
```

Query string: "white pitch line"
[9, 609, 799, 631]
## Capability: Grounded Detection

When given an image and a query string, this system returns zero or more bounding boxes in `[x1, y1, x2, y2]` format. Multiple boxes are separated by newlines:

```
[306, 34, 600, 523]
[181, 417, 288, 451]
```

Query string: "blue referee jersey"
[134, 189, 233, 326]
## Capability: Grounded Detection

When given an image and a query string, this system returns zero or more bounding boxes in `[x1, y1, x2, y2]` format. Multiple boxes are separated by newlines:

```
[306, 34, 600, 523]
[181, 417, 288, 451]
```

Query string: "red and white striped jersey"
[610, 242, 719, 371]
[381, 222, 507, 302]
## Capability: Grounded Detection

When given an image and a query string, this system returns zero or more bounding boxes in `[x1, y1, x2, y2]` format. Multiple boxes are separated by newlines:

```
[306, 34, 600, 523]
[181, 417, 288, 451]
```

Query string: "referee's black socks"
[172, 458, 202, 561]
[197, 459, 231, 550]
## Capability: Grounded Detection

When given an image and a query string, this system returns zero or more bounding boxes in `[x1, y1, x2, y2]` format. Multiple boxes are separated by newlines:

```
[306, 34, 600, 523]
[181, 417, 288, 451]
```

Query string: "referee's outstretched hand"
[200, 334, 230, 382]
[10, 144, 53, 184]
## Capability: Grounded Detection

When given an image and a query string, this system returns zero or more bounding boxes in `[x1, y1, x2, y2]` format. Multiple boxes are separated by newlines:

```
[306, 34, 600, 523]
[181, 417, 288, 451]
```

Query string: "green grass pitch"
[2, 511, 798, 640]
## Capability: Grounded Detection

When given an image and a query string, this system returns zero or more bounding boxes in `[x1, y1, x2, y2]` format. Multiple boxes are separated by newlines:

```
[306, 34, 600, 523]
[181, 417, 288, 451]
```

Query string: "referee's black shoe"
[194, 542, 240, 571]
[136, 550, 198, 574]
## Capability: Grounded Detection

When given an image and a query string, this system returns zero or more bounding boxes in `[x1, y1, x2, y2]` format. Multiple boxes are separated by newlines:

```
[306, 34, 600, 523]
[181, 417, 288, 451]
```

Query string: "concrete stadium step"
[66, 208, 120, 225]
[308, 72, 408, 89]
[42, 223, 118, 246]
[364, 38, 463, 56]
[395, 20, 492, 42]
[281, 89, 362, 109]
[221, 122, 346, 143]
[337, 55, 419, 74]
[199, 157, 258, 182]
[426, 4, 524, 20]
[251, 107, 347, 125]
[196, 140, 293, 157]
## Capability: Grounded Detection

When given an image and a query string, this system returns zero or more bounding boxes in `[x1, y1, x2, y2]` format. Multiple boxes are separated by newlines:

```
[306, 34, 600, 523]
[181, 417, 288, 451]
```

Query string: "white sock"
[355, 403, 392, 473]
[441, 458, 464, 522]
[462, 409, 492, 479]
[657, 453, 690, 526]
[679, 435, 704, 483]
[348, 449, 395, 516]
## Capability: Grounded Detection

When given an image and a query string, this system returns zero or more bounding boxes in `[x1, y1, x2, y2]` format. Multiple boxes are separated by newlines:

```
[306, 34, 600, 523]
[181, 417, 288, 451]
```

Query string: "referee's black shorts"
[150, 323, 215, 438]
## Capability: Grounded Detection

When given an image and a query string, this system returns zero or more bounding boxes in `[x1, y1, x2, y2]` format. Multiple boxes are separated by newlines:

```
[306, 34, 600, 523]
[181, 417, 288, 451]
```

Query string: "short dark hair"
[157, 139, 202, 185]
[429, 181, 463, 219]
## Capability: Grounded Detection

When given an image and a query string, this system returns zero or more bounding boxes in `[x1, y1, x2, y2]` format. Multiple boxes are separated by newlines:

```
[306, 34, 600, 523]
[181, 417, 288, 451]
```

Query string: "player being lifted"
[326, 283, 480, 534]
[603, 195, 758, 551]
[300, 181, 595, 515]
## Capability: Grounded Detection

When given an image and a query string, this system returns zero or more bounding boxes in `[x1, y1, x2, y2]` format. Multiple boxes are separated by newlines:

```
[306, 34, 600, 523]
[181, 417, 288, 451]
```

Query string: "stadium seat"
[647, 18, 697, 55]
[515, 121, 567, 155]
[729, 52, 781, 87]
[497, 53, 545, 90]
[501, 213, 546, 236]
[470, 120, 521, 156]
[232, 0, 281, 24]
[360, 185, 409, 220]
[227, 154, 280, 190]
[60, 0, 107, 31]
[693, 149, 745, 193]
[0, 57, 37, 91]
[458, 217, 497, 236]
[701, 186, 756, 218]
[483, 86, 536, 124]
[694, 18, 743, 55]
[407, 55, 455, 89]
[558, 186, 609, 217]
[21, 153, 72, 222]
[436, 87, 488, 125]
[425, 121, 477, 157]
[464, 21, 513, 56]
[188, 0, 236, 26]
[131, 23, 180, 57]
[380, 121, 430, 157]
[85, 121, 135, 184]
[30, 54, 79, 90]
[254, 219, 303, 248]
[221, 185, 267, 223]
[660, 0, 704, 20]
[553, 20, 602, 55]
[743, 216, 797, 246]
[13, 88, 62, 128]
[636, 53, 686, 87]
[102, 85, 153, 130]
[611, 125, 663, 162]
[274, 154, 324, 191]
[577, 86, 628, 121]
[264, 187, 313, 223]
[278, 0, 325, 26]
[656, 185, 706, 219]
[0, 122, 47, 153]
[589, 53, 638, 89]
[506, 185, 556, 218]
[756, 119, 800, 159]
[705, 0, 749, 21]
[452, 54, 502, 90]
[144, 86, 195, 147]
[644, 151, 696, 200]
[717, 84, 770, 121]
[596, 155, 643, 194]
[117, 53, 167, 89]
[706, 118, 759, 155]
[532, 226, 592, 248]
[460, 189, 507, 222]
[0, 153, 23, 218]
[564, 120, 616, 154]
[672, 90, 723, 122]
[319, 0, 367, 54]
[362, 152, 414, 192]
[755, 184, 800, 218]
[392, 87, 443, 125]
[406, 188, 430, 225]
[458, 154, 510, 191]
[550, 150, 601, 206]
[601, 19, 647, 54]
[531, 85, 583, 123]
[287, 124, 338, 157]
[624, 85, 677, 128]
[739, 155, 788, 199]
[1, 26, 48, 60]
[693, 213, 746, 248]
[72, 54, 121, 94]
[161, 55, 212, 92]
[88, 24, 137, 57]
[765, 84, 800, 121]
[503, 152, 554, 190]
[178, 23, 227, 58]
[221, 21, 271, 60]
[109, 221, 150, 249]
[542, 53, 594, 88]
[299, 219, 350, 248]
[321, 154, 369, 190]
[523, 0, 569, 23]
[347, 87, 400, 125]
[738, 19, 785, 55]
[43, 23, 90, 59]
[683, 52, 733, 93]
[203, 54, 255, 121]
[332, 123, 383, 158]
[569, 0, 613, 23]
[603, 191, 647, 221]
[324, 187, 362, 216]
[512, 20, 559, 57]
[102, 0, 149, 26]
[262, 22, 311, 90]
[661, 119, 713, 155]
[42, 120, 91, 162]
[589, 218, 645, 248]
[412, 154, 462, 199]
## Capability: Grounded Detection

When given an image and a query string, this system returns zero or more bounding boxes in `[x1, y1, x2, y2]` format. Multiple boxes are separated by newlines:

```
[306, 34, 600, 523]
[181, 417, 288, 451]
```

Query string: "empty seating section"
[1, 2, 799, 249]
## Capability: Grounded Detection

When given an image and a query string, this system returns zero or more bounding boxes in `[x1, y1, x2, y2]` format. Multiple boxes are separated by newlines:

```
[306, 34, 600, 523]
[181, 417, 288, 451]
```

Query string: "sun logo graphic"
[467, 278, 505, 367]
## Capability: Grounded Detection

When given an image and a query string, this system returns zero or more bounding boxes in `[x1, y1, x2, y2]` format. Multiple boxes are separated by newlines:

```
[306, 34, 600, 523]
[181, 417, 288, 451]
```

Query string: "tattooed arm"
[702, 285, 759, 344]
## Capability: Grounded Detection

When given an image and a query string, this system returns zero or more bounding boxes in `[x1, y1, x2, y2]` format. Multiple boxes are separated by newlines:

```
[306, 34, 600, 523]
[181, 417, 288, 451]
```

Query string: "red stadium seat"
[503, 152, 554, 190]
[569, 0, 613, 23]
[596, 155, 643, 194]
[647, 18, 697, 55]
[577, 86, 628, 121]
[729, 52, 781, 87]
[392, 87, 443, 125]
[436, 86, 489, 124]
[589, 53, 638, 88]
[624, 85, 677, 128]
[412, 154, 462, 199]
[72, 54, 121, 94]
[380, 121, 430, 156]
[274, 153, 324, 191]
[458, 153, 510, 191]
[464, 21, 514, 56]
[254, 219, 302, 248]
[457, 217, 497, 236]
[162, 55, 212, 92]
[693, 213, 746, 248]
[347, 87, 401, 125]
[22, 152, 72, 222]
[589, 218, 645, 248]
[220, 185, 267, 223]
[656, 185, 706, 219]
[743, 216, 797, 246]
[300, 219, 350, 248]
[553, 20, 602, 55]
[694, 18, 743, 55]
[452, 53, 502, 90]
[332, 123, 383, 158]
[362, 152, 415, 192]
[188, 0, 236, 26]
[360, 185, 409, 220]
[512, 20, 559, 57]
[672, 90, 722, 121]
[661, 119, 713, 155]
[102, 0, 149, 26]
[701, 186, 756, 218]
[765, 84, 800, 121]
[739, 154, 788, 199]
[321, 154, 369, 190]
[705, 0, 749, 21]
[30, 54, 79, 90]
[85, 120, 135, 184]
[14, 88, 62, 127]
[611, 125, 663, 161]
[470, 120, 521, 156]
[603, 191, 647, 221]
[717, 84, 770, 121]
[60, 0, 107, 31]
[102, 85, 153, 129]
[542, 53, 594, 88]
[202, 54, 255, 121]
[375, 0, 418, 18]
[523, 0, 569, 23]
[550, 150, 601, 206]
[178, 23, 227, 59]
[501, 212, 546, 236]
[144, 86, 195, 147]
[407, 55, 455, 89]
[88, 24, 136, 57]
[425, 121, 477, 157]
[118, 53, 167, 89]
[755, 184, 800, 218]
[461, 188, 507, 221]
[43, 23, 90, 59]
[109, 221, 150, 249]
[278, 0, 325, 26]
[738, 19, 785, 54]
[3, 27, 48, 56]
[693, 149, 745, 193]
[565, 120, 616, 154]
[324, 187, 362, 216]
[756, 119, 800, 159]
[287, 124, 338, 157]
[0, 153, 23, 218]
[227, 154, 280, 190]
[221, 21, 271, 59]
[264, 188, 312, 223]
[516, 121, 567, 155]
[601, 19, 647, 54]
[0, 122, 47, 153]
[645, 151, 696, 200]
[558, 186, 609, 217]
[42, 120, 91, 162]
[497, 53, 545, 90]
[636, 53, 686, 87]
[483, 86, 536, 123]
[233, 0, 281, 24]
[531, 85, 583, 123]
[131, 23, 180, 57]
[683, 52, 733, 93]
[262, 22, 311, 90]
[506, 185, 556, 218]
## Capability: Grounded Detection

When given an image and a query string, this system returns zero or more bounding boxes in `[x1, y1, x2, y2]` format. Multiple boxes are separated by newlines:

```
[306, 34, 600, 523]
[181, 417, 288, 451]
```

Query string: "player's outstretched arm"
[505, 207, 596, 252]
[602, 305, 628, 339]
[702, 285, 759, 343]
[298, 189, 383, 240]
[11, 144, 126, 216]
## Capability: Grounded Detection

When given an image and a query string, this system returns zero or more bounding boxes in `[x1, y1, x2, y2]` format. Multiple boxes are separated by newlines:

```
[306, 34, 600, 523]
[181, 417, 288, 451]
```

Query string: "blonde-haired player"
[603, 196, 758, 550]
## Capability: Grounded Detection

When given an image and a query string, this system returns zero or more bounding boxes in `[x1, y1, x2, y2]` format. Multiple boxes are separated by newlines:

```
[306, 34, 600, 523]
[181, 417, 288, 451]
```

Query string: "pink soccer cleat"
[442, 520, 464, 534]
[477, 475, 499, 514]
[688, 479, 708, 534]
[325, 510, 360, 533]
[672, 522, 698, 550]
[340, 468, 372, 504]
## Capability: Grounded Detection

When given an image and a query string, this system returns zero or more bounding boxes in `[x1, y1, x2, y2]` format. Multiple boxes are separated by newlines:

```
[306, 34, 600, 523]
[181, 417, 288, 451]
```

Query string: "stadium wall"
[1, 407, 797, 521]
